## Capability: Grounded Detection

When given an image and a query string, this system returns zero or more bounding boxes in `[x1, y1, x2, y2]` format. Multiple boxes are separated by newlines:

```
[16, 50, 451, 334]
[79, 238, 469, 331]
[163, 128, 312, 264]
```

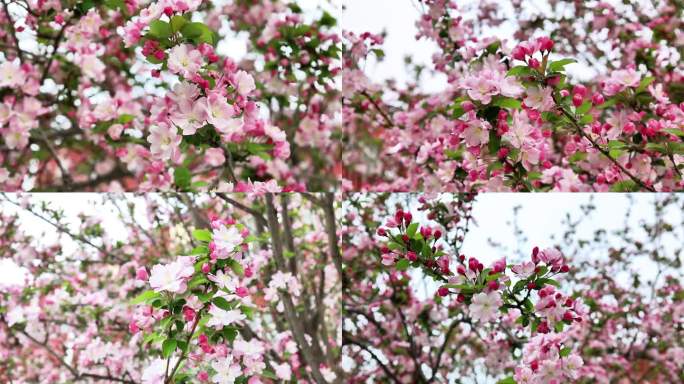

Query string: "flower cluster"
[343, 0, 684, 192]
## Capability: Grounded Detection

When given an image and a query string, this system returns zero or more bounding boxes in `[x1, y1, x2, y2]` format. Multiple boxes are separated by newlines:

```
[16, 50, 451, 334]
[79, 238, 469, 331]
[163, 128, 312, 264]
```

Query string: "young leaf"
[130, 290, 160, 305]
[162, 339, 177, 358]
[406, 222, 419, 238]
[213, 296, 232, 311]
[547, 58, 576, 73]
[396, 259, 410, 271]
[149, 20, 171, 40]
[192, 229, 212, 242]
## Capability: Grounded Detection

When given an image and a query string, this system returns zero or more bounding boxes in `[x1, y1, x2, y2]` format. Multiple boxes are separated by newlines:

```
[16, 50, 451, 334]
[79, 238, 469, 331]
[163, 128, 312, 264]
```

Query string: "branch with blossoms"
[0, 193, 341, 384]
[342, 194, 588, 383]
[0, 0, 340, 192]
[342, 193, 684, 383]
[342, 0, 684, 192]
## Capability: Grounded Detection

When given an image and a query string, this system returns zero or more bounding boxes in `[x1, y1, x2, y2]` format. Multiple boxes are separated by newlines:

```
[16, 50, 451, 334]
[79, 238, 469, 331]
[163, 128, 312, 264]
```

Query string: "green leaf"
[536, 278, 560, 287]
[188, 275, 208, 289]
[130, 290, 160, 305]
[192, 229, 212, 242]
[149, 20, 171, 40]
[560, 346, 572, 357]
[547, 58, 576, 73]
[575, 100, 592, 115]
[190, 245, 209, 255]
[180, 22, 208, 38]
[488, 130, 501, 155]
[406, 222, 419, 238]
[506, 65, 534, 77]
[579, 114, 594, 124]
[319, 11, 337, 27]
[213, 296, 232, 311]
[227, 259, 244, 276]
[610, 180, 639, 192]
[222, 326, 238, 342]
[486, 273, 502, 282]
[492, 96, 521, 110]
[396, 259, 410, 271]
[387, 241, 403, 251]
[662, 128, 684, 137]
[636, 76, 655, 93]
[174, 167, 192, 190]
[497, 377, 517, 384]
[170, 15, 187, 33]
[162, 339, 177, 358]
[261, 369, 278, 380]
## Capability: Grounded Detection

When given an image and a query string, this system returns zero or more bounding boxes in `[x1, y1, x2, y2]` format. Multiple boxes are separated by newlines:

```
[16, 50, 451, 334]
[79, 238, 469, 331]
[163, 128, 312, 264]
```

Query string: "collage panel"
[342, 193, 684, 383]
[0, 192, 341, 383]
[0, 0, 340, 192]
[342, 0, 684, 192]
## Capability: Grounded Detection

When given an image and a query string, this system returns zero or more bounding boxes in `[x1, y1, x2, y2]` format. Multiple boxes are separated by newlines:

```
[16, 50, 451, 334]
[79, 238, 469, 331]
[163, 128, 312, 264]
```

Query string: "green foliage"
[547, 58, 576, 73]
[174, 167, 192, 190]
[395, 259, 410, 271]
[192, 229, 212, 242]
[162, 338, 177, 358]
[131, 290, 161, 305]
[149, 20, 172, 40]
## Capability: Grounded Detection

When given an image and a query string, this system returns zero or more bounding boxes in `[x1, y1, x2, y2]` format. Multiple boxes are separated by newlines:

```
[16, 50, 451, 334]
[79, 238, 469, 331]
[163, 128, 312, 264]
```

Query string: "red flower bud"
[560, 265, 570, 273]
[572, 93, 584, 107]
[572, 84, 587, 97]
[528, 58, 540, 68]
[406, 251, 417, 262]
[437, 286, 449, 297]
[377, 227, 387, 236]
[434, 230, 442, 239]
[563, 311, 574, 322]
[487, 280, 499, 290]
[527, 282, 537, 290]
[591, 92, 605, 106]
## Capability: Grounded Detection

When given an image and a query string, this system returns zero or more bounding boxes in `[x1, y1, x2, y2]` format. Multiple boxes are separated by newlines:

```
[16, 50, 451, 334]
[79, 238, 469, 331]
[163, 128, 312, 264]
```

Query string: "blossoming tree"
[0, 192, 341, 383]
[0, 0, 339, 191]
[343, 0, 684, 192]
[341, 193, 684, 383]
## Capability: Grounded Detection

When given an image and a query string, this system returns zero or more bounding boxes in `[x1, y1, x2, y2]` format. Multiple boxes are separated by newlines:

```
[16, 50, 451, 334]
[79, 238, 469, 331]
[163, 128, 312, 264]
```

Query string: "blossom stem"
[554, 99, 656, 191]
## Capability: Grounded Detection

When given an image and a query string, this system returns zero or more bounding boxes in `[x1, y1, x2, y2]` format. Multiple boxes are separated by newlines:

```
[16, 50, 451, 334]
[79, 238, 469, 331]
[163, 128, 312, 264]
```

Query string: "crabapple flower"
[206, 305, 246, 329]
[463, 119, 491, 147]
[148, 259, 194, 293]
[204, 93, 243, 135]
[141, 358, 172, 384]
[469, 291, 502, 322]
[511, 261, 535, 278]
[0, 61, 26, 87]
[205, 148, 225, 167]
[234, 70, 256, 96]
[172, 101, 208, 135]
[211, 359, 242, 384]
[524, 86, 555, 111]
[208, 270, 235, 291]
[167, 44, 203, 77]
[271, 362, 292, 380]
[147, 123, 181, 160]
[212, 225, 243, 253]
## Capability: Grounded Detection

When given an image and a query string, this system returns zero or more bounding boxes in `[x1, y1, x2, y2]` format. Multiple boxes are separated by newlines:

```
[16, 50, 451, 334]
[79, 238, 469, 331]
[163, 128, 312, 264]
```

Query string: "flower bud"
[591, 92, 605, 105]
[437, 286, 449, 297]
[406, 251, 417, 262]
[136, 267, 149, 281]
[434, 230, 442, 239]
[201, 263, 211, 274]
[487, 280, 499, 290]
[377, 227, 387, 236]
[528, 58, 540, 68]
[572, 93, 584, 107]
[572, 84, 587, 97]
